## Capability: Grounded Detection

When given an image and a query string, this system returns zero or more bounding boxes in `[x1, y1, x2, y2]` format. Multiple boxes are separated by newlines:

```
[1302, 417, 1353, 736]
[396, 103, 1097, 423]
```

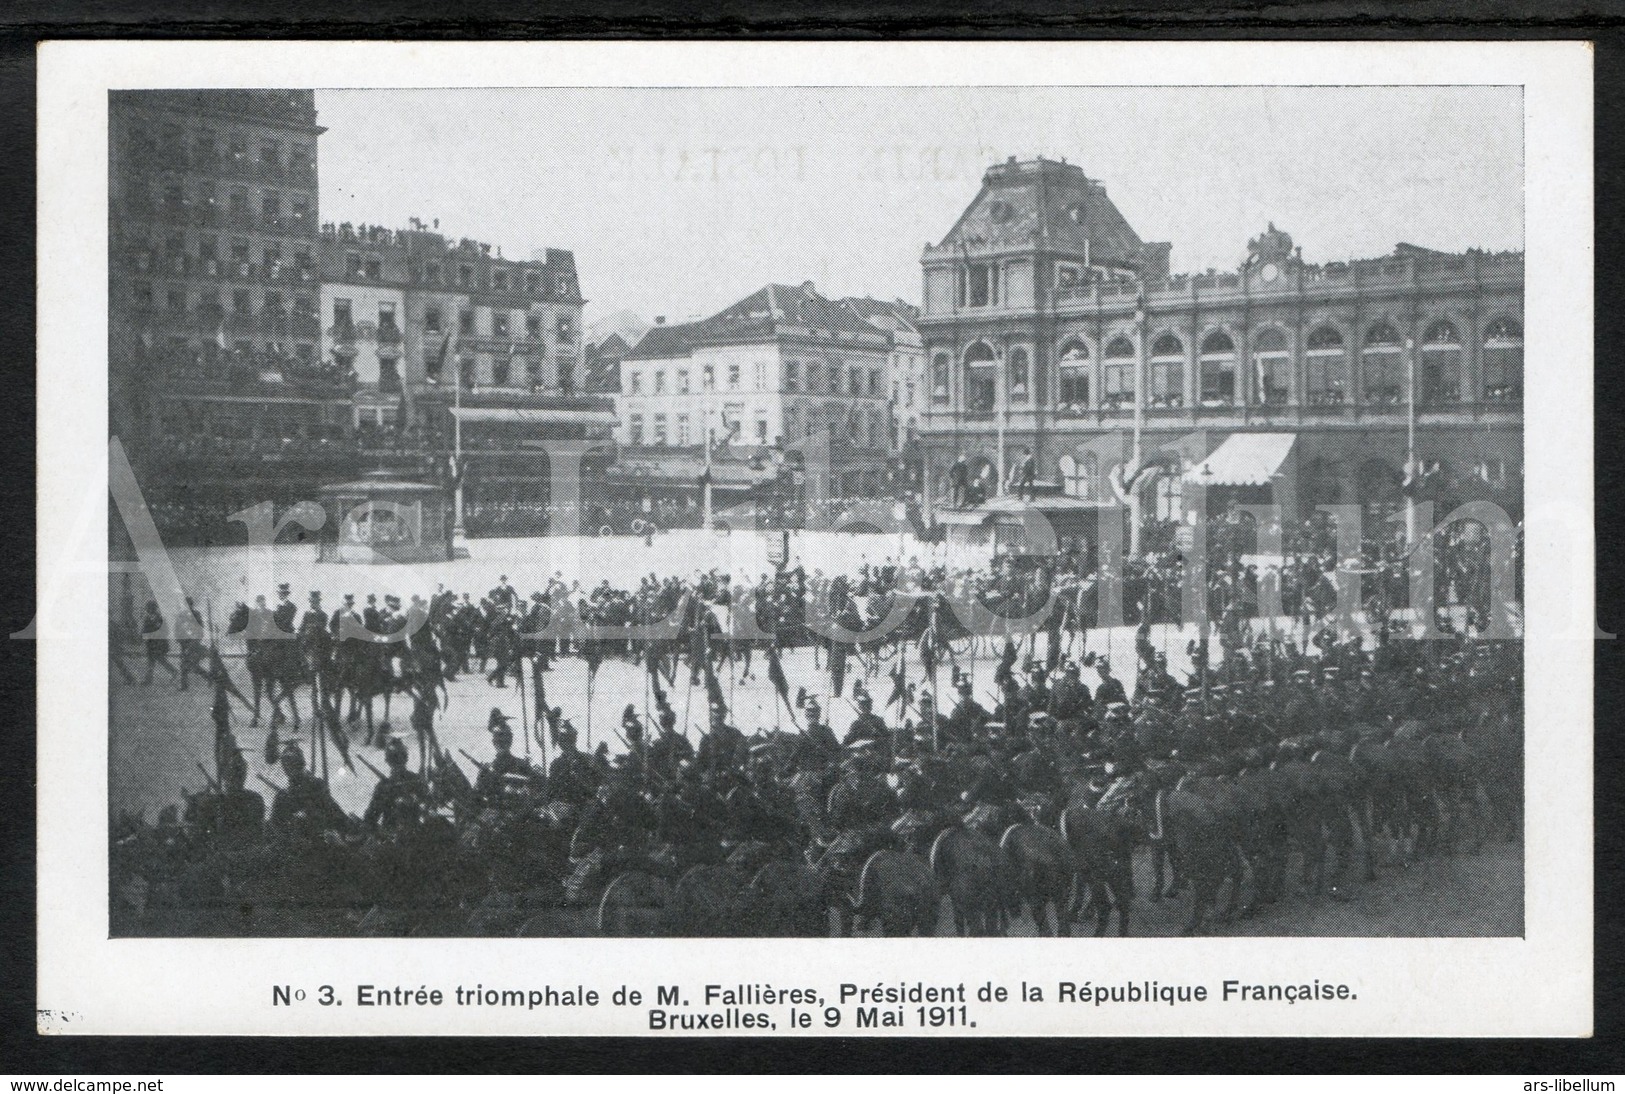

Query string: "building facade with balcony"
[109, 90, 338, 453]
[315, 222, 608, 535]
[617, 282, 895, 499]
[918, 157, 1523, 535]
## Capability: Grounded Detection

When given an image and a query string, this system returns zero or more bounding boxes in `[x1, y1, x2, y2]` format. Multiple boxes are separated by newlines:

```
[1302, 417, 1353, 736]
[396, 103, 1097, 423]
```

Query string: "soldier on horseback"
[268, 741, 348, 838]
[363, 736, 430, 834]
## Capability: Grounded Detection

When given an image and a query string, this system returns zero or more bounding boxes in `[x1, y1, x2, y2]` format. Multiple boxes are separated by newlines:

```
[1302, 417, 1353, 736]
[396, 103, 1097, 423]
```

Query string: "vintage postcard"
[34, 39, 1592, 1036]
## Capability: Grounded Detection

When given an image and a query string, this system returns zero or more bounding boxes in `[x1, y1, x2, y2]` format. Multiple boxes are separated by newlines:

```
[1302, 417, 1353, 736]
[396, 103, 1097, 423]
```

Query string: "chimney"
[801, 280, 816, 296]
[655, 316, 666, 325]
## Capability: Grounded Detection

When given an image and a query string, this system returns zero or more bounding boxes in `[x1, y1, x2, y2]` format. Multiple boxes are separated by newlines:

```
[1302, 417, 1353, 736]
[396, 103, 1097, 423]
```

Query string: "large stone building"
[616, 282, 895, 499]
[839, 297, 925, 453]
[314, 222, 613, 535]
[918, 156, 1523, 538]
[108, 90, 614, 542]
[109, 90, 333, 452]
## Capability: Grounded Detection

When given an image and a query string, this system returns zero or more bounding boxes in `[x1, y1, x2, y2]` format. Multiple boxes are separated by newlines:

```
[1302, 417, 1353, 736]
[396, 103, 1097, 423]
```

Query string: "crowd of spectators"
[146, 341, 356, 393]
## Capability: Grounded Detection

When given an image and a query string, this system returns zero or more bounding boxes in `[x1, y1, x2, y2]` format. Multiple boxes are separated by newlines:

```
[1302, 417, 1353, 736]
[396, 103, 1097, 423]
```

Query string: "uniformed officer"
[1094, 658, 1129, 709]
[697, 701, 746, 774]
[198, 746, 265, 847]
[797, 698, 840, 765]
[363, 736, 428, 833]
[843, 692, 889, 748]
[546, 721, 599, 805]
[268, 741, 349, 837]
[1048, 660, 1093, 722]
[140, 599, 178, 685]
[646, 705, 695, 779]
[476, 709, 543, 805]
[943, 677, 990, 745]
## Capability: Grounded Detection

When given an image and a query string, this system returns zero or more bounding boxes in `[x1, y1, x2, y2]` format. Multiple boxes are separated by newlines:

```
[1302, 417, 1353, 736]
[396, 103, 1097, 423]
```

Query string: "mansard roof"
[927, 157, 1162, 272]
[626, 282, 888, 360]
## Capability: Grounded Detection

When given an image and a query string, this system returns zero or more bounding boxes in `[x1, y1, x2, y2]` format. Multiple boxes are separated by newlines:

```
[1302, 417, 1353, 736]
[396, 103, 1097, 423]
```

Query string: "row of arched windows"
[1047, 450, 1520, 512]
[930, 318, 1523, 411]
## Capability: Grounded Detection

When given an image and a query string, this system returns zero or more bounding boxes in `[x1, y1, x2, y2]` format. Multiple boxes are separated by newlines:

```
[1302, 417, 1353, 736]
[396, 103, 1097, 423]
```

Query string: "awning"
[1184, 433, 1296, 487]
[936, 509, 993, 527]
[449, 406, 618, 426]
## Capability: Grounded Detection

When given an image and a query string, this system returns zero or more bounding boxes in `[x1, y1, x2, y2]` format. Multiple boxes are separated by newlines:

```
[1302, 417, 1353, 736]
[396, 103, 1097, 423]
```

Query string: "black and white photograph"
[34, 39, 1592, 1038]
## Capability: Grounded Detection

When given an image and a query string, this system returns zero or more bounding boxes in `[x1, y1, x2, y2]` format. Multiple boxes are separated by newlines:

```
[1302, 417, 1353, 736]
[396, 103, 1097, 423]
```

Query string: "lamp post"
[452, 353, 467, 553]
[1129, 297, 1148, 556]
[702, 405, 714, 530]
[1404, 334, 1417, 547]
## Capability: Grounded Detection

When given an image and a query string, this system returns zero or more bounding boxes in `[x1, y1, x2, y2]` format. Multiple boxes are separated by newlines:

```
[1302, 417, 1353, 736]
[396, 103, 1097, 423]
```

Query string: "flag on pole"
[702, 654, 727, 718]
[325, 711, 354, 773]
[765, 641, 791, 709]
[993, 636, 1019, 693]
[887, 641, 908, 710]
[829, 637, 846, 698]
[427, 329, 454, 383]
[207, 644, 251, 711]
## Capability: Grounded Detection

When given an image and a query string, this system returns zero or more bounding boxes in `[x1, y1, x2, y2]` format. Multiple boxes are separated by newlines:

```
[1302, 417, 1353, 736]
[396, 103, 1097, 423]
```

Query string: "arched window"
[930, 352, 951, 403]
[1102, 336, 1135, 408]
[1057, 451, 1099, 499]
[1007, 346, 1030, 402]
[1057, 340, 1090, 413]
[1149, 333, 1184, 408]
[1199, 330, 1237, 406]
[1483, 317, 1522, 401]
[1305, 325, 1347, 405]
[1361, 322, 1404, 405]
[1251, 328, 1290, 406]
[1421, 319, 1462, 403]
[963, 343, 996, 414]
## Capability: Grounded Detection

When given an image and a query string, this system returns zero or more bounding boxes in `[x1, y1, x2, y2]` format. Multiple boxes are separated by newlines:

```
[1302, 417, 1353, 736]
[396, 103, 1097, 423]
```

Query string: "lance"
[518, 648, 530, 761]
[356, 753, 388, 781]
[194, 761, 221, 793]
[256, 773, 286, 795]
[457, 748, 491, 773]
[585, 655, 594, 751]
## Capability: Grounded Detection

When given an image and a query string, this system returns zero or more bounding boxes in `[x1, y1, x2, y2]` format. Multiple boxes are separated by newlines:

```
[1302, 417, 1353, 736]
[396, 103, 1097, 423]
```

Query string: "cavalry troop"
[112, 542, 1521, 939]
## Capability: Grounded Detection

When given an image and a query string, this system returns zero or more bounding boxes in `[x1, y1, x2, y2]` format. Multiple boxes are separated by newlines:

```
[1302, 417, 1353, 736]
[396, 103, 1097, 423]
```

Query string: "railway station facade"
[917, 157, 1524, 536]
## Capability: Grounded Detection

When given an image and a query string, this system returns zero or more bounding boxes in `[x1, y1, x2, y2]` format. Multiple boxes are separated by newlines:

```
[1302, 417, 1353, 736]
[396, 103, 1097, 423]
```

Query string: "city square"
[105, 86, 1525, 939]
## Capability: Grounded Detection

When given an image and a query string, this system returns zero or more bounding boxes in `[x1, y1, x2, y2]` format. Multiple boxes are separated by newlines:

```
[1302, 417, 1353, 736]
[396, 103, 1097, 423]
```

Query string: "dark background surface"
[1, 6, 1621, 1074]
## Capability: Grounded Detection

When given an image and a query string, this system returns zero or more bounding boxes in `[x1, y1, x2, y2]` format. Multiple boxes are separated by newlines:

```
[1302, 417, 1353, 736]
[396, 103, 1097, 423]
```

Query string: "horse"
[226, 602, 307, 727]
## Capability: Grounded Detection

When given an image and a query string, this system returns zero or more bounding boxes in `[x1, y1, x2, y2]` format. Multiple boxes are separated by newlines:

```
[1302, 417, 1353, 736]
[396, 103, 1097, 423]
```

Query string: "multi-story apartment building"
[616, 282, 894, 499]
[109, 90, 333, 450]
[108, 89, 614, 541]
[918, 157, 1522, 533]
[840, 297, 925, 453]
[316, 223, 590, 423]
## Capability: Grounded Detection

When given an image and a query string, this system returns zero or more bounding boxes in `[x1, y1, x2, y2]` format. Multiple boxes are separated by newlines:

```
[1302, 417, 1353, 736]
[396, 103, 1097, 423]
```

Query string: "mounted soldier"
[843, 692, 889, 750]
[475, 710, 544, 806]
[195, 746, 264, 848]
[363, 736, 429, 834]
[942, 677, 989, 746]
[268, 741, 348, 839]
